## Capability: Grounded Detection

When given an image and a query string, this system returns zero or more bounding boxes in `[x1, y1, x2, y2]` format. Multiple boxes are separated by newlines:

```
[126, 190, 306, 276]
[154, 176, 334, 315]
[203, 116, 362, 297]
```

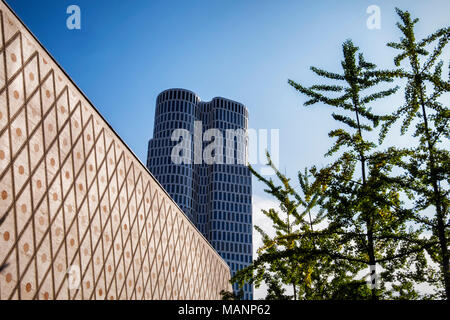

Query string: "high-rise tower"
[147, 89, 253, 299]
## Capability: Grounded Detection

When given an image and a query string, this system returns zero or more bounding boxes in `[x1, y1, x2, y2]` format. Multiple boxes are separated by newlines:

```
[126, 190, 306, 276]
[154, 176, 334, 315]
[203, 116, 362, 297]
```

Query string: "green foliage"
[234, 7, 448, 301]
[232, 153, 366, 300]
[329, 280, 372, 300]
[220, 289, 244, 301]
[378, 8, 450, 299]
[263, 274, 292, 300]
[288, 39, 427, 300]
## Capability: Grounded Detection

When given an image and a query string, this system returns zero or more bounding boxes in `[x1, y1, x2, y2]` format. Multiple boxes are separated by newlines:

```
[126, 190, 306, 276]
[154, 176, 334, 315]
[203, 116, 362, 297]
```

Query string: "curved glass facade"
[147, 89, 253, 300]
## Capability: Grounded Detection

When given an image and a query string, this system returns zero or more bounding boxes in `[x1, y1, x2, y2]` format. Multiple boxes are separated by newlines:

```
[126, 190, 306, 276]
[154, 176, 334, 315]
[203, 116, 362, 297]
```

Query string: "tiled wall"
[0, 1, 231, 300]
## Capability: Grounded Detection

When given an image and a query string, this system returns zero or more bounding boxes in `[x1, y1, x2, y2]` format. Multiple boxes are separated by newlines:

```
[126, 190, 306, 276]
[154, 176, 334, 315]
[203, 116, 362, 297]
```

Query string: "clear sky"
[6, 0, 449, 191]
[5, 0, 449, 298]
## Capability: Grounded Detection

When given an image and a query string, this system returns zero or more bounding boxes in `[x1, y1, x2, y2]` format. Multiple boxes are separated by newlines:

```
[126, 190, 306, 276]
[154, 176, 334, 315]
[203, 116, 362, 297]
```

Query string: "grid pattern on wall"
[0, 1, 231, 300]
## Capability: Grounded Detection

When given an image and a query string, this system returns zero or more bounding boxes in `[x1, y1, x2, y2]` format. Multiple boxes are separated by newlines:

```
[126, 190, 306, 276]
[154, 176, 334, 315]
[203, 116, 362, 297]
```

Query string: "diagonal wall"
[0, 0, 231, 300]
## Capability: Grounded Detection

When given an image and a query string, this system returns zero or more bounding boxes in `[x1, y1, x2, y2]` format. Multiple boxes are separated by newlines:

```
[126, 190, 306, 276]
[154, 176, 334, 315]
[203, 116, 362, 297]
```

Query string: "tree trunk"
[418, 90, 450, 299]
[355, 103, 378, 300]
[367, 226, 377, 300]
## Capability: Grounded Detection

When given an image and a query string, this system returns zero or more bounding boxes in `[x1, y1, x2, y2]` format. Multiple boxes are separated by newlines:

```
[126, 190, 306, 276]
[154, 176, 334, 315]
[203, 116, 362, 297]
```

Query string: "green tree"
[379, 8, 450, 299]
[288, 39, 426, 300]
[220, 289, 244, 301]
[232, 154, 365, 300]
[263, 273, 291, 300]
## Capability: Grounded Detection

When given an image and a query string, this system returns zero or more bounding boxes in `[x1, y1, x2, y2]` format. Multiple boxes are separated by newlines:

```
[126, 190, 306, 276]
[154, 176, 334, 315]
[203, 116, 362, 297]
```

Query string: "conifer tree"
[263, 273, 291, 300]
[220, 289, 244, 301]
[288, 40, 426, 300]
[379, 8, 450, 299]
[232, 154, 369, 300]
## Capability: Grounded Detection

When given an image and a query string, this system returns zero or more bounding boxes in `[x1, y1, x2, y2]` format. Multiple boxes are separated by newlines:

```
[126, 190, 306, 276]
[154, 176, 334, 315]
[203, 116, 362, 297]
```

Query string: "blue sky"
[5, 0, 449, 299]
[6, 0, 449, 197]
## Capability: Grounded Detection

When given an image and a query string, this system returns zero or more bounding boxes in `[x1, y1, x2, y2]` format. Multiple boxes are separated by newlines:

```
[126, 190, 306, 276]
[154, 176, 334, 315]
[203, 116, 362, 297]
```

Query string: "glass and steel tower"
[147, 88, 253, 299]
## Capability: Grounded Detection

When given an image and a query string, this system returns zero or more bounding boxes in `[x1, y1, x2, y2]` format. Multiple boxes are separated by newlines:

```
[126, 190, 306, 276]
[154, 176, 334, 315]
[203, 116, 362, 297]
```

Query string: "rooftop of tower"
[157, 88, 248, 112]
